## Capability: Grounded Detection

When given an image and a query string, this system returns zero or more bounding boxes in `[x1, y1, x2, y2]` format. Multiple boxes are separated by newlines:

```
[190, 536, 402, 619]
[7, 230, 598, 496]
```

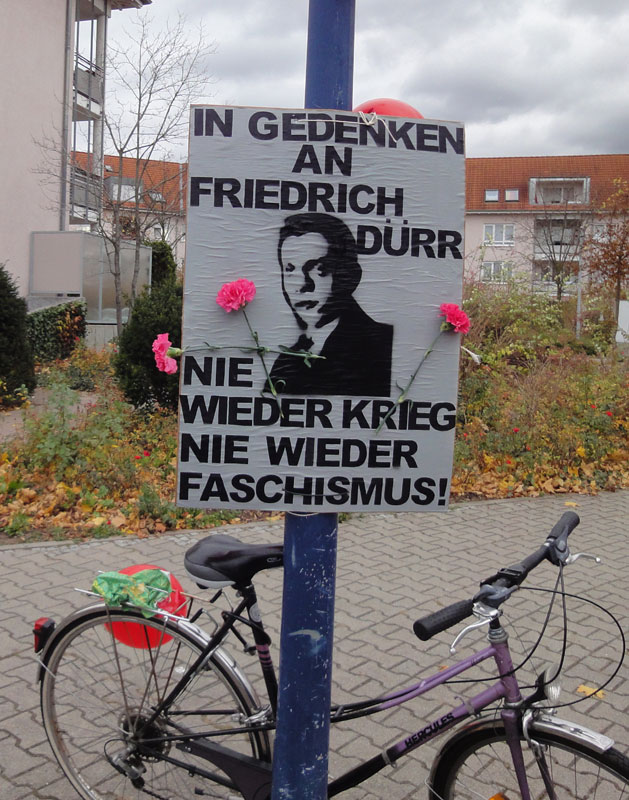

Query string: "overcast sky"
[107, 0, 629, 160]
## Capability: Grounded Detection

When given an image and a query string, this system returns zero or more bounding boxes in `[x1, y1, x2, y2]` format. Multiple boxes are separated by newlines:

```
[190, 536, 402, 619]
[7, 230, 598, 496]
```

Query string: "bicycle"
[34, 510, 629, 799]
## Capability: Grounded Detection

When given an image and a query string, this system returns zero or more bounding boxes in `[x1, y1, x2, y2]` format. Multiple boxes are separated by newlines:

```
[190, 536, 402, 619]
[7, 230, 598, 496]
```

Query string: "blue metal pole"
[271, 512, 339, 799]
[304, 0, 355, 110]
[271, 3, 355, 798]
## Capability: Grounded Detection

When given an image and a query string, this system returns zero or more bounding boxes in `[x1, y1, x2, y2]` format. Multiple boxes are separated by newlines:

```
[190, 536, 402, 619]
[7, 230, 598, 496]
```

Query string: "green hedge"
[27, 301, 87, 362]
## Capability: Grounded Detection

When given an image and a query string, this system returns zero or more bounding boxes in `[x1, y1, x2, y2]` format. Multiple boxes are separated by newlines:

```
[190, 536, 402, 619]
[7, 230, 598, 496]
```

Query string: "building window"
[529, 177, 589, 205]
[534, 219, 581, 247]
[482, 261, 512, 283]
[533, 262, 556, 284]
[483, 223, 514, 246]
[107, 179, 138, 203]
[484, 189, 499, 201]
[505, 189, 519, 201]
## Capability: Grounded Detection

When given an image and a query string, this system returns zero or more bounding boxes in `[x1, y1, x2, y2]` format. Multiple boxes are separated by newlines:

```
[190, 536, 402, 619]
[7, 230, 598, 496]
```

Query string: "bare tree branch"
[103, 11, 215, 333]
[582, 178, 629, 321]
[514, 195, 591, 300]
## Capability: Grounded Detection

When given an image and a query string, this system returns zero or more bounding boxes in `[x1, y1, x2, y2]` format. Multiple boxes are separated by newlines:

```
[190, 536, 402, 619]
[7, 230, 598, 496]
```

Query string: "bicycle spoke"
[430, 730, 629, 800]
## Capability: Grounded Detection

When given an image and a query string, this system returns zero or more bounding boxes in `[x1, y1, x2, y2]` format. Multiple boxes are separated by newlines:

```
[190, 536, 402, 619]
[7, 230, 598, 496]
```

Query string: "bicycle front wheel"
[428, 719, 629, 799]
[40, 605, 271, 800]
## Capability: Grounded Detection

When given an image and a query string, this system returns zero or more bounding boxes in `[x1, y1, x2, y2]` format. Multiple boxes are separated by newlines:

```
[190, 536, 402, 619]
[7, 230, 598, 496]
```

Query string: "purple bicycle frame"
[329, 635, 535, 799]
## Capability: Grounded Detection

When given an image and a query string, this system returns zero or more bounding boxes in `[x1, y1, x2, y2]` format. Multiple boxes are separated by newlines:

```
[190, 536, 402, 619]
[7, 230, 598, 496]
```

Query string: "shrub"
[148, 240, 178, 285]
[462, 281, 564, 366]
[27, 301, 86, 362]
[452, 280, 629, 498]
[576, 288, 617, 354]
[37, 345, 113, 391]
[455, 347, 629, 496]
[0, 263, 36, 406]
[113, 278, 182, 409]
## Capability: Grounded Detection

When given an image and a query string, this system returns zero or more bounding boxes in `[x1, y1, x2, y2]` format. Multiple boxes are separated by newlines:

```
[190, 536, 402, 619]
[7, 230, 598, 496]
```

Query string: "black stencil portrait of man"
[268, 212, 393, 396]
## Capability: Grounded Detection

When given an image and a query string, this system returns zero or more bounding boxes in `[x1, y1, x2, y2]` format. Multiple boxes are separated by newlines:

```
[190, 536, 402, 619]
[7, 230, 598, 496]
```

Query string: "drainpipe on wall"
[60, 0, 74, 231]
[93, 8, 108, 226]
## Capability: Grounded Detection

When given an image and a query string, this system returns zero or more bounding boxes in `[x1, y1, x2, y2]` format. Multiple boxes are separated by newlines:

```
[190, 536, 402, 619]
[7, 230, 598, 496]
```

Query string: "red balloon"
[107, 564, 186, 649]
[353, 98, 424, 119]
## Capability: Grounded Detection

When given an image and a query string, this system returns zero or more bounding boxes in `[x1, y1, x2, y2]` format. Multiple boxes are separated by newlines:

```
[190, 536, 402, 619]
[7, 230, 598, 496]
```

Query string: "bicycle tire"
[428, 718, 629, 799]
[40, 605, 271, 800]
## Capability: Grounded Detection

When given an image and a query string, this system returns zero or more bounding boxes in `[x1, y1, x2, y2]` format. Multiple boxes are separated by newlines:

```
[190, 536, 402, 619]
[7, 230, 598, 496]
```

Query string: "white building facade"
[464, 155, 629, 292]
[0, 0, 151, 327]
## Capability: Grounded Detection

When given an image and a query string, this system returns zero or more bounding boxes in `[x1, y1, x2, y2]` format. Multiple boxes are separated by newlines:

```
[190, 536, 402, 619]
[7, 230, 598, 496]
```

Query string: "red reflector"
[34, 618, 55, 653]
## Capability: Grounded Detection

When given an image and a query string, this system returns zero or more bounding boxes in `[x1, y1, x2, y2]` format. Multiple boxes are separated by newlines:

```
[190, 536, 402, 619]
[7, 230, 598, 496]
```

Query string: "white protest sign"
[178, 106, 465, 513]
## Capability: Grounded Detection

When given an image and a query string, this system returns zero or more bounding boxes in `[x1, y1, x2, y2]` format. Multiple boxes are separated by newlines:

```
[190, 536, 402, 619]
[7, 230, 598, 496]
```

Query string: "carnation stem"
[375, 330, 444, 434]
[190, 343, 323, 361]
[242, 308, 283, 415]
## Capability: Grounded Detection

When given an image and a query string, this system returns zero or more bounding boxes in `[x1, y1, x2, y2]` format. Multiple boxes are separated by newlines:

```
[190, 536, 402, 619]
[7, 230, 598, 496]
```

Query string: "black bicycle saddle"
[184, 533, 284, 589]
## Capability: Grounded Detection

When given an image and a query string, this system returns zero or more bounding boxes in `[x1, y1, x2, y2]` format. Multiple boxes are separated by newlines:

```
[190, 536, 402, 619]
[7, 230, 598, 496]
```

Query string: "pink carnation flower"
[216, 278, 256, 312]
[439, 303, 470, 334]
[152, 333, 178, 374]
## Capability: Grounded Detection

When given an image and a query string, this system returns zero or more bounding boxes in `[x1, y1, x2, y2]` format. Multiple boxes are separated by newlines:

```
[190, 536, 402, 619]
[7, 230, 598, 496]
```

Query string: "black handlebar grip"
[546, 510, 580, 565]
[413, 599, 475, 642]
[547, 511, 580, 541]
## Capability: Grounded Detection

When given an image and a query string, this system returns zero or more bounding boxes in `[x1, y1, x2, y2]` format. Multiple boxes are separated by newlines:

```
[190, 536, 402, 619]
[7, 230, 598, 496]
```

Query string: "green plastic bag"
[92, 569, 172, 618]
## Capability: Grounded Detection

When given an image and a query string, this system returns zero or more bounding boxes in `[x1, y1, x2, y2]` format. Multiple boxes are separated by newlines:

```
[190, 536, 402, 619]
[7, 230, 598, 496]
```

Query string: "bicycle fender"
[36, 602, 263, 724]
[429, 712, 616, 785]
[36, 602, 107, 683]
[36, 601, 214, 682]
[531, 713, 616, 753]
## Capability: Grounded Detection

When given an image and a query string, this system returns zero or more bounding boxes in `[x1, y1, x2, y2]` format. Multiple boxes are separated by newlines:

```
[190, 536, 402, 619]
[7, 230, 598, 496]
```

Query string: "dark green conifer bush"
[148, 240, 178, 286]
[0, 263, 36, 406]
[113, 278, 182, 410]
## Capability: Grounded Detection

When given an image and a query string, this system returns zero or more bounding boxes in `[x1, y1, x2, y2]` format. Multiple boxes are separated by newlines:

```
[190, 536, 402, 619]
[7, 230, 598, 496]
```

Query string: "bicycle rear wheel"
[428, 719, 629, 799]
[41, 605, 271, 800]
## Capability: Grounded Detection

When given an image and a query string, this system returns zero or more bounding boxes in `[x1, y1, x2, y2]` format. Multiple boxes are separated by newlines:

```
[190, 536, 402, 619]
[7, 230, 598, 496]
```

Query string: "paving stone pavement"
[1, 491, 628, 799]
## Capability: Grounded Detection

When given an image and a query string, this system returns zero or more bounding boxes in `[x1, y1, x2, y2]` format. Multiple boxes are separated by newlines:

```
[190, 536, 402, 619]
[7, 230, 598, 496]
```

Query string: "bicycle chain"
[140, 783, 219, 799]
[138, 777, 217, 799]
[138, 783, 172, 800]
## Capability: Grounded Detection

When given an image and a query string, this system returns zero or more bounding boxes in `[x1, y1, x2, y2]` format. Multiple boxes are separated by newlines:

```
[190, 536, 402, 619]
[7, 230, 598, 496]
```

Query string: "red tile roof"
[74, 152, 629, 217]
[72, 152, 187, 213]
[466, 155, 629, 211]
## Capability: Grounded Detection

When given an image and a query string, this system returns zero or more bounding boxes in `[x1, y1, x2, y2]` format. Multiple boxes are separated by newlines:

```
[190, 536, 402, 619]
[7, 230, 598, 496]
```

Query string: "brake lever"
[565, 552, 601, 566]
[450, 603, 500, 654]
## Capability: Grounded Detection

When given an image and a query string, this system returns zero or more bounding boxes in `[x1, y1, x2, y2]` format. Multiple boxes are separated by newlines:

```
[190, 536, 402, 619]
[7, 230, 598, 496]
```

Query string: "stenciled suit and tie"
[268, 298, 393, 397]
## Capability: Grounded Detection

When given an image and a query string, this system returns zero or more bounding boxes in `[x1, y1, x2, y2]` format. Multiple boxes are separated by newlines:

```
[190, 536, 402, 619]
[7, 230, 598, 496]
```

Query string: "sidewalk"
[1, 491, 628, 799]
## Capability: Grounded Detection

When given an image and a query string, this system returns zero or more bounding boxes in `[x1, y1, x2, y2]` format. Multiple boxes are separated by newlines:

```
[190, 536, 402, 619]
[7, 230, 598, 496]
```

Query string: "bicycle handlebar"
[413, 511, 580, 642]
[413, 599, 475, 642]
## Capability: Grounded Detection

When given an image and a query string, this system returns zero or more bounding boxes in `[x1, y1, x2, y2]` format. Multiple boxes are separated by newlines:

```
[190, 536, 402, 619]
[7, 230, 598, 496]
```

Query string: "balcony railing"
[533, 244, 581, 259]
[70, 168, 101, 223]
[74, 54, 103, 120]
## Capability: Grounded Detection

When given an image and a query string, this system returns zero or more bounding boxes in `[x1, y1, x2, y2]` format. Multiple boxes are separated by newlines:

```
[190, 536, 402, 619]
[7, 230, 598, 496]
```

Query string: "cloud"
[108, 0, 629, 158]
